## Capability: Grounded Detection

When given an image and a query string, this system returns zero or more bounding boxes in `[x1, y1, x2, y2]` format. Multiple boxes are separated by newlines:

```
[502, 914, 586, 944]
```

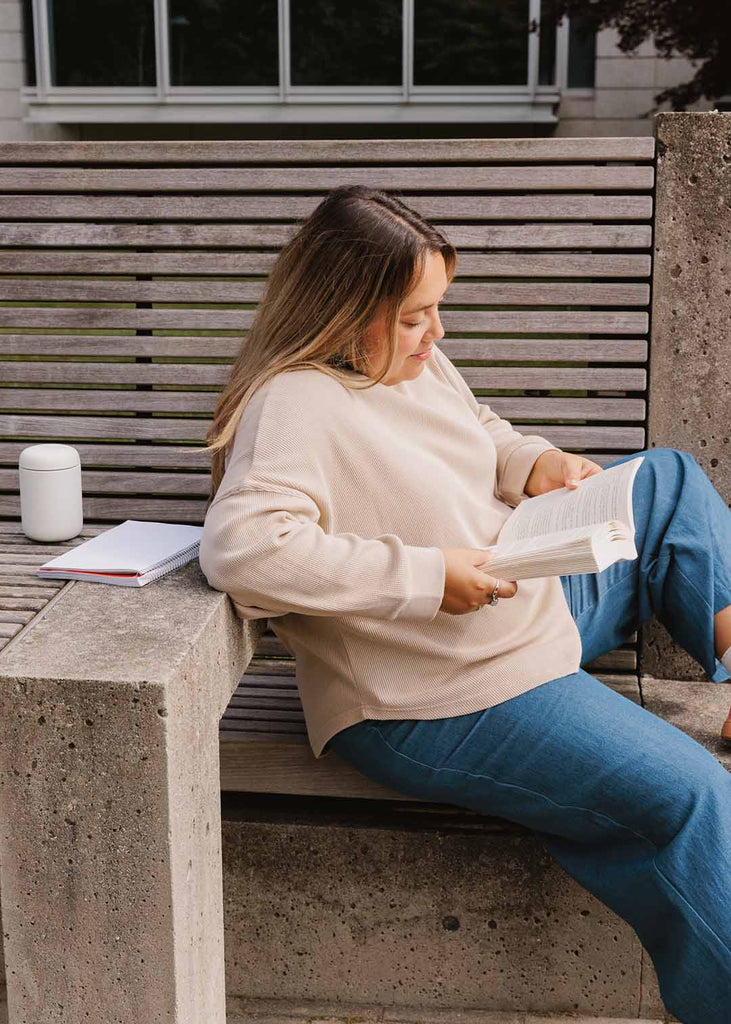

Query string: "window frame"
[23, 0, 578, 122]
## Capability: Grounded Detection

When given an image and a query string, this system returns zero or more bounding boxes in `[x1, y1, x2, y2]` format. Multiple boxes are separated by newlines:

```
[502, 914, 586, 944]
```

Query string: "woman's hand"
[524, 449, 603, 498]
[438, 548, 518, 615]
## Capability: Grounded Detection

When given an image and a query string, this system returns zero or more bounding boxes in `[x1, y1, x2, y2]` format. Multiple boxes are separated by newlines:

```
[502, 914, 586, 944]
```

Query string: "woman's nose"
[428, 312, 445, 343]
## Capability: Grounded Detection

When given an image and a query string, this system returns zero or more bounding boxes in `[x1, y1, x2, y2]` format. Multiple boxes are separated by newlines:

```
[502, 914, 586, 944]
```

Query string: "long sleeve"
[199, 483, 446, 621]
[430, 344, 559, 507]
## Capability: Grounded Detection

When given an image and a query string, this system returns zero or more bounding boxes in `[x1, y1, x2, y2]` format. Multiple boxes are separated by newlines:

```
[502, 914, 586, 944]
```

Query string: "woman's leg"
[328, 674, 731, 1023]
[328, 446, 731, 1020]
[560, 446, 731, 683]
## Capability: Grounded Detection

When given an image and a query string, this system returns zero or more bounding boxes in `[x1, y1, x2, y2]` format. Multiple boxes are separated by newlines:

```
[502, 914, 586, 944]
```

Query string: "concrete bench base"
[226, 997, 668, 1024]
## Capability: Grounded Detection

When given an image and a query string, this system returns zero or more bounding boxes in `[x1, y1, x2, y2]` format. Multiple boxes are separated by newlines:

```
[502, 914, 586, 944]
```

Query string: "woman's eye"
[403, 320, 424, 328]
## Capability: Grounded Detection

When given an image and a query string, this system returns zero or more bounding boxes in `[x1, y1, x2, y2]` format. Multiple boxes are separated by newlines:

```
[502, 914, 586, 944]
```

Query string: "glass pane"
[49, 0, 155, 87]
[414, 0, 529, 87]
[21, 0, 36, 87]
[567, 16, 596, 88]
[169, 0, 278, 87]
[290, 0, 401, 87]
[538, 15, 557, 86]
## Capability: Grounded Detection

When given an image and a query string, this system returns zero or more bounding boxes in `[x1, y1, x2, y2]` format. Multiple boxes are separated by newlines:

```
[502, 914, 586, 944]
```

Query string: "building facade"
[0, 1, 715, 141]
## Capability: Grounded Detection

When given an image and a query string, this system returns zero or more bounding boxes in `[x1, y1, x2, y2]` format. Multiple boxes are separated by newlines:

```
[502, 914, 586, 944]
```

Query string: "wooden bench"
[0, 136, 653, 798]
[0, 135, 664, 1022]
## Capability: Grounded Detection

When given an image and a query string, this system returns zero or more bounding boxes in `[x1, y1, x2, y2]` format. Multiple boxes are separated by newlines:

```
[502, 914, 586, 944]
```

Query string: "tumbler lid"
[19, 443, 80, 471]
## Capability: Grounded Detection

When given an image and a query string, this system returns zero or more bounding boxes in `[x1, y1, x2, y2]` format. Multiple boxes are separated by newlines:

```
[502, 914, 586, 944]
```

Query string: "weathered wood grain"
[0, 138, 656, 163]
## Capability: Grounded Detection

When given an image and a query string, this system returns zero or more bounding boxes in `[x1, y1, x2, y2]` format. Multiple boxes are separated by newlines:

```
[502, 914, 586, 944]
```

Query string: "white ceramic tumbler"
[19, 443, 83, 542]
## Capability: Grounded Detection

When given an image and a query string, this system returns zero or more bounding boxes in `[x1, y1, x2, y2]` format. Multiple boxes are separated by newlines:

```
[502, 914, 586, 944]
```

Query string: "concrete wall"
[641, 112, 731, 681]
[556, 27, 714, 136]
[0, 3, 717, 142]
[0, 0, 67, 139]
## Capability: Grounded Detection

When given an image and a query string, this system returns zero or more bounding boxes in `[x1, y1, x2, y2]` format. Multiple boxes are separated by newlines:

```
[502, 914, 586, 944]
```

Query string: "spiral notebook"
[37, 520, 204, 587]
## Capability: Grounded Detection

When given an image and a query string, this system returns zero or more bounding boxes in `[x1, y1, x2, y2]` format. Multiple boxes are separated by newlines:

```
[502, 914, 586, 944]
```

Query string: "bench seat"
[0, 520, 640, 803]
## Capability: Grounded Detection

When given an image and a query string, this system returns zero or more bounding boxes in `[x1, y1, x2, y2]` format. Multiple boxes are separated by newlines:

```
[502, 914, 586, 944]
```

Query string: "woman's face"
[362, 250, 448, 386]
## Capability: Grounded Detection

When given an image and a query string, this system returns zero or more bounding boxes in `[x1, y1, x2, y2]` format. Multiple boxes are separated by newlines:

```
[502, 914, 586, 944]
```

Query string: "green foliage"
[540, 0, 731, 109]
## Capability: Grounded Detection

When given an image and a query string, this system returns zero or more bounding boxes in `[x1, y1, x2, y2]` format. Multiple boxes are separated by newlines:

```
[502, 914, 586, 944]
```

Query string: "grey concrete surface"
[220, 819, 645, 1018]
[641, 675, 731, 769]
[0, 561, 257, 1024]
[643, 111, 731, 680]
[227, 998, 665, 1024]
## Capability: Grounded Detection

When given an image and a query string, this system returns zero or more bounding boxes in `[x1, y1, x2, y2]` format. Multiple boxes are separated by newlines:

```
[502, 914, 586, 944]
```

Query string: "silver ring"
[485, 579, 500, 608]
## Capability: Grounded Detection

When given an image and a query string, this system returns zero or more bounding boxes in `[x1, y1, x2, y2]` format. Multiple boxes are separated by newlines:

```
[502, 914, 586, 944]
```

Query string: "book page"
[498, 456, 644, 544]
[482, 521, 626, 564]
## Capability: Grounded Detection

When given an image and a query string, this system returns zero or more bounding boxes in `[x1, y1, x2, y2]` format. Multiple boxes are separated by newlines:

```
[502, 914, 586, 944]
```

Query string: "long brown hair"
[196, 184, 457, 503]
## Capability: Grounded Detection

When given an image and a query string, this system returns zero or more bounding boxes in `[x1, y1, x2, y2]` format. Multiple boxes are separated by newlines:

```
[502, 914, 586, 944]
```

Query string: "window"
[567, 14, 596, 89]
[21, 0, 36, 87]
[48, 0, 156, 87]
[23, 0, 587, 123]
[290, 0, 402, 87]
[414, 0, 529, 87]
[169, 0, 278, 87]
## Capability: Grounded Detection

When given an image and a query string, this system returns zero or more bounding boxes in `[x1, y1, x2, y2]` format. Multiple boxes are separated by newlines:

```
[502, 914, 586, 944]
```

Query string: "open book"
[477, 456, 644, 581]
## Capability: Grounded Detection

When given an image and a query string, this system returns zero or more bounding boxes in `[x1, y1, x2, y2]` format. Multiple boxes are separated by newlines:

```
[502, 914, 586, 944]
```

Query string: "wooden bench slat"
[0, 396, 647, 424]
[0, 194, 654, 221]
[463, 368, 647, 389]
[0, 496, 209, 521]
[0, 469, 210, 495]
[0, 573, 64, 587]
[224, 707, 306, 722]
[0, 279, 652, 307]
[0, 222, 653, 250]
[236, 674, 302, 688]
[0, 365, 647, 389]
[220, 721, 308, 736]
[0, 442, 213, 469]
[0, 584, 62, 598]
[0, 551, 62, 564]
[484, 398, 646, 421]
[231, 688, 300, 701]
[0, 166, 655, 192]
[0, 413, 210, 440]
[0, 335, 649, 362]
[0, 138, 656, 163]
[0, 414, 646, 447]
[0, 309, 650, 334]
[0, 609, 35, 624]
[0, 563, 52, 576]
[0, 251, 652, 277]
[0, 595, 46, 610]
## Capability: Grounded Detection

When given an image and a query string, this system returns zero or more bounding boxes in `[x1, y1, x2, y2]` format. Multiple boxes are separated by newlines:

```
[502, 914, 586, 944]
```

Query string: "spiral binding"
[141, 542, 201, 583]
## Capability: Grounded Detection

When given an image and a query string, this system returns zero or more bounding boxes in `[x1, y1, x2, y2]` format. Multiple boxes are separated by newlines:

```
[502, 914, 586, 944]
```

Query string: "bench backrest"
[0, 138, 654, 524]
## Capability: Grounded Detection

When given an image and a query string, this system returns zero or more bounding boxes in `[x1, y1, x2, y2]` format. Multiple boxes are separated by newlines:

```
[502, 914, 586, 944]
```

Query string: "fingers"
[565, 455, 604, 489]
[483, 575, 518, 601]
[563, 452, 585, 489]
[497, 578, 518, 599]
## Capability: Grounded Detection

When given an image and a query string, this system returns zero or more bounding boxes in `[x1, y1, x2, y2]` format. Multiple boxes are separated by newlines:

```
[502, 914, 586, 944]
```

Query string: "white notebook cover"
[38, 520, 204, 575]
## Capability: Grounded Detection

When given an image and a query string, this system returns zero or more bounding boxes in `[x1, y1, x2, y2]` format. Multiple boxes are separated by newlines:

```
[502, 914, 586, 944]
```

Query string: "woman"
[198, 185, 731, 1024]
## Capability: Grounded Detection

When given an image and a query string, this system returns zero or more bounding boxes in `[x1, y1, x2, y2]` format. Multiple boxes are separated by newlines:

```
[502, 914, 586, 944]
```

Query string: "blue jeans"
[327, 448, 731, 1024]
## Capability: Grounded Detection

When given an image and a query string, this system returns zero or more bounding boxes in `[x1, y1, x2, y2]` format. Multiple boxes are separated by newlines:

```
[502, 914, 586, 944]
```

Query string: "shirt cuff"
[499, 442, 559, 507]
[396, 546, 446, 620]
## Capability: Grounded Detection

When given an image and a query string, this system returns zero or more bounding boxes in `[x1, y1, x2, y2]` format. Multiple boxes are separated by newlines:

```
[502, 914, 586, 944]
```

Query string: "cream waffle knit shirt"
[199, 343, 583, 759]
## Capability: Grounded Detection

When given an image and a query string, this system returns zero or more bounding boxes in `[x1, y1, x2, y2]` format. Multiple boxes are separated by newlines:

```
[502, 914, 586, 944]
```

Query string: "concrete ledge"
[0, 561, 258, 1024]
[641, 675, 731, 769]
[227, 994, 664, 1022]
